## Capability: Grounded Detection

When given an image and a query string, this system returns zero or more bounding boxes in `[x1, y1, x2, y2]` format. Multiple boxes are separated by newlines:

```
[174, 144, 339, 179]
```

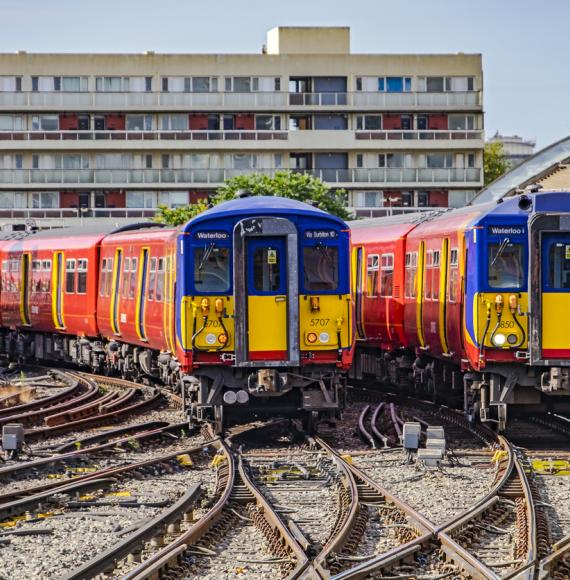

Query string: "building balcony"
[0, 167, 482, 189]
[0, 91, 482, 112]
[0, 129, 483, 152]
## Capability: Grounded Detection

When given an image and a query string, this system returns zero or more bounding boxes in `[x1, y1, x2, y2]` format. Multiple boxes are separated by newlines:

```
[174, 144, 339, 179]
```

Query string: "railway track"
[0, 371, 565, 579]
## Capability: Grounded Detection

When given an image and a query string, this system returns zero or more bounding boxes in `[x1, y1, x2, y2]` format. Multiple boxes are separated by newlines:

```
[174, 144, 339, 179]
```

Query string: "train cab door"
[245, 236, 288, 361]
[234, 217, 300, 367]
[52, 251, 65, 329]
[540, 232, 570, 360]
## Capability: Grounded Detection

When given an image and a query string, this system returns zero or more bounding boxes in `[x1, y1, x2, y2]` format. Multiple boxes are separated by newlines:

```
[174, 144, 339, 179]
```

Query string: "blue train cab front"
[174, 194, 352, 429]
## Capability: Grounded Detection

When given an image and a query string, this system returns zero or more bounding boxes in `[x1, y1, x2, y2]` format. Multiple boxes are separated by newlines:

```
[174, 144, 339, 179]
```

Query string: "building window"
[14, 155, 23, 169]
[158, 191, 188, 207]
[145, 76, 153, 91]
[379, 153, 407, 168]
[31, 192, 58, 208]
[32, 115, 59, 131]
[161, 114, 188, 131]
[356, 154, 364, 168]
[192, 77, 210, 92]
[96, 77, 130, 92]
[420, 76, 475, 92]
[367, 254, 379, 297]
[126, 115, 152, 131]
[55, 154, 89, 170]
[232, 154, 256, 170]
[356, 115, 382, 130]
[355, 77, 363, 91]
[274, 77, 281, 91]
[126, 191, 157, 208]
[426, 153, 453, 168]
[255, 115, 281, 130]
[0, 76, 20, 92]
[53, 76, 88, 92]
[0, 115, 24, 131]
[448, 114, 475, 131]
[378, 77, 412, 93]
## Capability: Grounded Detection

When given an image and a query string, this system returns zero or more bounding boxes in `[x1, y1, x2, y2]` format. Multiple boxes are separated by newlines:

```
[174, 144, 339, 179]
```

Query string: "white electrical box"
[403, 422, 421, 451]
[2, 423, 24, 451]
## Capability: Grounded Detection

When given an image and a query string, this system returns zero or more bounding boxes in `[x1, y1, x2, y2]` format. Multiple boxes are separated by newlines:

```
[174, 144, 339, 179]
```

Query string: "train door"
[136, 248, 149, 341]
[234, 217, 299, 367]
[540, 233, 570, 359]
[416, 241, 426, 346]
[110, 248, 123, 335]
[354, 246, 366, 339]
[20, 253, 31, 325]
[52, 251, 65, 329]
[246, 237, 288, 361]
[438, 238, 450, 354]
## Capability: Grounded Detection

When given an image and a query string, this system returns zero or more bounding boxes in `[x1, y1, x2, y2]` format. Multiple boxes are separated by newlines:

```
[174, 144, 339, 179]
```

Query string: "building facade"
[488, 132, 535, 168]
[0, 26, 484, 226]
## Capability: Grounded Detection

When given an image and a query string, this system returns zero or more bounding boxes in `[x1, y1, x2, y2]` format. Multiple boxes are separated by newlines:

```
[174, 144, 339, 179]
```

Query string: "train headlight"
[218, 334, 228, 345]
[319, 332, 330, 343]
[507, 333, 518, 345]
[492, 333, 507, 347]
[205, 333, 217, 345]
[307, 332, 318, 344]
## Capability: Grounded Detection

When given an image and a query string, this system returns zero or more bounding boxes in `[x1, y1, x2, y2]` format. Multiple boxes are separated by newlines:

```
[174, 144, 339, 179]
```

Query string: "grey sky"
[1, 0, 568, 148]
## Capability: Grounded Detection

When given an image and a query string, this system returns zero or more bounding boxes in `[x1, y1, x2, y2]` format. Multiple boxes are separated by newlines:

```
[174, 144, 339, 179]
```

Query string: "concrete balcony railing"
[0, 167, 482, 189]
[0, 130, 289, 142]
[0, 91, 482, 111]
[0, 129, 483, 143]
[355, 130, 483, 141]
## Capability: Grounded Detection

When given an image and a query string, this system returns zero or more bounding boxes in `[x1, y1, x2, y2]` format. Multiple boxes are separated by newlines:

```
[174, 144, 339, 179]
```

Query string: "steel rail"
[537, 534, 570, 579]
[0, 422, 194, 491]
[61, 483, 203, 580]
[120, 439, 236, 580]
[0, 435, 214, 506]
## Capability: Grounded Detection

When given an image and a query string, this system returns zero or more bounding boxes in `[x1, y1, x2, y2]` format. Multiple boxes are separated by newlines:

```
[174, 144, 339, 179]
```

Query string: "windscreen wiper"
[491, 237, 510, 267]
[198, 243, 215, 272]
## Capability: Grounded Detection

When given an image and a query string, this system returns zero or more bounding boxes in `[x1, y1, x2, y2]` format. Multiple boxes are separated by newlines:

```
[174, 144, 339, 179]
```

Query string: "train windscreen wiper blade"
[491, 237, 510, 267]
[198, 243, 215, 272]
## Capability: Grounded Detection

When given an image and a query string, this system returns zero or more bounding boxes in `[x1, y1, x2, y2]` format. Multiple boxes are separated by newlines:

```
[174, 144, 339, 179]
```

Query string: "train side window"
[1, 260, 7, 292]
[148, 257, 157, 301]
[105, 258, 113, 297]
[65, 259, 76, 293]
[380, 253, 394, 297]
[448, 248, 459, 302]
[432, 250, 440, 300]
[122, 258, 131, 298]
[488, 242, 524, 289]
[405, 252, 418, 298]
[77, 259, 88, 294]
[42, 260, 51, 293]
[100, 258, 107, 297]
[129, 258, 138, 299]
[156, 257, 165, 302]
[32, 260, 42, 292]
[424, 251, 433, 299]
[366, 254, 379, 297]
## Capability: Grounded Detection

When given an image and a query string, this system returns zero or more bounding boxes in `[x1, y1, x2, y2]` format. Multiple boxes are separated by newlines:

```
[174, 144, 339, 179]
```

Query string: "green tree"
[153, 171, 350, 226]
[484, 142, 509, 186]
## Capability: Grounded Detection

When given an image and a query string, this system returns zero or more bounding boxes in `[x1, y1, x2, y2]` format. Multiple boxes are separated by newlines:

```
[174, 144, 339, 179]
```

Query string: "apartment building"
[0, 26, 483, 226]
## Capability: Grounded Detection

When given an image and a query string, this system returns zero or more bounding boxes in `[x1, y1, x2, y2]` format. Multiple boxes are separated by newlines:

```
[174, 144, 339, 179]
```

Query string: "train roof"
[183, 196, 347, 231]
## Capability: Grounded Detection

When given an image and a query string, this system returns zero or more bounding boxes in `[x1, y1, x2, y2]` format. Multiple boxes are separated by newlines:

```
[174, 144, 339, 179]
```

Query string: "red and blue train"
[352, 191, 570, 429]
[0, 195, 354, 432]
[0, 190, 569, 432]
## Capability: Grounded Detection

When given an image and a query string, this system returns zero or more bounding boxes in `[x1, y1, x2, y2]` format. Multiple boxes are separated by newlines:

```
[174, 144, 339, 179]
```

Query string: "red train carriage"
[96, 224, 180, 381]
